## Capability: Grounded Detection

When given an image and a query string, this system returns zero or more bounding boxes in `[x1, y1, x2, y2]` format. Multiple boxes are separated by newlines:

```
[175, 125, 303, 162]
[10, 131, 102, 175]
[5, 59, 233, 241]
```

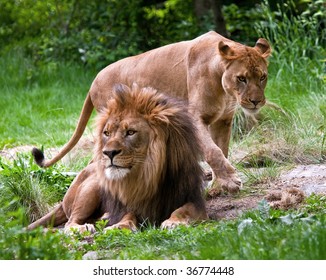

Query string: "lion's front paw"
[104, 221, 137, 232]
[64, 223, 96, 234]
[161, 219, 189, 230]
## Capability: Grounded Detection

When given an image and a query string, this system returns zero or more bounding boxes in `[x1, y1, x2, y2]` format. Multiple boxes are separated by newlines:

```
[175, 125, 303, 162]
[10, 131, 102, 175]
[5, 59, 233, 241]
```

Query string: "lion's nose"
[103, 149, 122, 160]
[249, 99, 260, 107]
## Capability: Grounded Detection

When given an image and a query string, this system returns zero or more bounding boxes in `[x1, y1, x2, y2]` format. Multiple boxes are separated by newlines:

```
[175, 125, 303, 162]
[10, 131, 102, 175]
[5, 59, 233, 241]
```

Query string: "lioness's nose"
[103, 149, 122, 160]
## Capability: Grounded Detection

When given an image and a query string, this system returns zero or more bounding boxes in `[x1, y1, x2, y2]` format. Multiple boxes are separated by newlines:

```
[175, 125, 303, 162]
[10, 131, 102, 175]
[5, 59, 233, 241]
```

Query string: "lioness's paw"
[220, 174, 242, 194]
[207, 174, 242, 198]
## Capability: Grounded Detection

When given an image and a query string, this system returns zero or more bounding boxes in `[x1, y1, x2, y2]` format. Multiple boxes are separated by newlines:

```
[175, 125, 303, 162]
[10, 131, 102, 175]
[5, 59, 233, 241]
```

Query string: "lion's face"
[99, 115, 153, 180]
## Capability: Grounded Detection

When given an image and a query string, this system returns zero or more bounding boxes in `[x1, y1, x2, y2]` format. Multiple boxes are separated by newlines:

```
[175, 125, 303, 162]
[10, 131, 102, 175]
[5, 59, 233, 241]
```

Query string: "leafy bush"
[222, 3, 265, 44]
[1, 0, 323, 70]
[0, 0, 202, 68]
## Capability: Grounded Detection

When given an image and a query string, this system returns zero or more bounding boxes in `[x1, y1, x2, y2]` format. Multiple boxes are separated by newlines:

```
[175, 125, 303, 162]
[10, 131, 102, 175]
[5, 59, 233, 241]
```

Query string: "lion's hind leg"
[27, 203, 68, 231]
[161, 202, 208, 229]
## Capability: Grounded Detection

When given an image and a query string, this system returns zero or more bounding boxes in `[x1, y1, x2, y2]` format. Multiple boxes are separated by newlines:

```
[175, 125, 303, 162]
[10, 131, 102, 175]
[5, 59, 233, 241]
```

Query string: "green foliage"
[302, 194, 326, 214]
[256, 0, 325, 100]
[0, 0, 203, 68]
[143, 0, 201, 47]
[231, 0, 325, 165]
[257, 0, 325, 60]
[222, 3, 265, 43]
[0, 153, 73, 222]
[0, 207, 80, 260]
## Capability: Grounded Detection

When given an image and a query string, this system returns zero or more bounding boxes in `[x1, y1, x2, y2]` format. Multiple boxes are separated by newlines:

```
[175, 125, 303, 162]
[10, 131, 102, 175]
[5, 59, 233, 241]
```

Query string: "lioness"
[28, 84, 207, 232]
[33, 31, 271, 194]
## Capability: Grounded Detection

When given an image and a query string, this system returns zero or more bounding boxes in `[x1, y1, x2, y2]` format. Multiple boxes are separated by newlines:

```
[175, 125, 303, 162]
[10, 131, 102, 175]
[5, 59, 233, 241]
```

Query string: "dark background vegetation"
[0, 0, 324, 69]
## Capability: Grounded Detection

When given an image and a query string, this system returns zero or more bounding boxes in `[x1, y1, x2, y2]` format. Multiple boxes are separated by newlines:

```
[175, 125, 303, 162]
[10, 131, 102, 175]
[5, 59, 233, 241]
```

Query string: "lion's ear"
[218, 41, 236, 59]
[255, 38, 271, 58]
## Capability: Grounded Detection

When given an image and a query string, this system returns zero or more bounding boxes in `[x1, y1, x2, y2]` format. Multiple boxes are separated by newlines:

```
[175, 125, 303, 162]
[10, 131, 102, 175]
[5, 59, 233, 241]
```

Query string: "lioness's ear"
[255, 38, 271, 58]
[218, 41, 236, 59]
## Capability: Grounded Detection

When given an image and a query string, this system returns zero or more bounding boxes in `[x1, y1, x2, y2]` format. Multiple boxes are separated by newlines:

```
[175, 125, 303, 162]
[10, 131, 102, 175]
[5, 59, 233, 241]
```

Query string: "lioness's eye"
[103, 130, 110, 137]
[237, 76, 247, 83]
[260, 75, 267, 81]
[126, 130, 136, 136]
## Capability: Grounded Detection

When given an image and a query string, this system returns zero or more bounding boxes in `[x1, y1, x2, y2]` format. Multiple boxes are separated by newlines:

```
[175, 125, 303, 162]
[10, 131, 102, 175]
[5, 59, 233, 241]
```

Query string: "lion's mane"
[94, 84, 206, 226]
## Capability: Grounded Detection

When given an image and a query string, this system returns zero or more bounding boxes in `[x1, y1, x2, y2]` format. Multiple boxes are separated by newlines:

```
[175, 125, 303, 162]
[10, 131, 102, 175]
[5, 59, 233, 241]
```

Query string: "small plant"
[0, 207, 80, 260]
[302, 194, 326, 214]
[0, 153, 74, 223]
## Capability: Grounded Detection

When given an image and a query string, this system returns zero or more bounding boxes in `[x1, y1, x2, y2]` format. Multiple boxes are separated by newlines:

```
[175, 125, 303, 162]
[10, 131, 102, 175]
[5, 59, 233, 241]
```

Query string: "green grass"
[0, 153, 73, 222]
[89, 206, 326, 260]
[0, 198, 324, 260]
[0, 49, 96, 149]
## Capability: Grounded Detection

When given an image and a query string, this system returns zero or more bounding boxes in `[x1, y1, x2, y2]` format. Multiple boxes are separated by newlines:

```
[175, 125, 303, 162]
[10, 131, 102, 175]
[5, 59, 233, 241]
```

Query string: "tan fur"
[33, 31, 271, 195]
[28, 85, 207, 232]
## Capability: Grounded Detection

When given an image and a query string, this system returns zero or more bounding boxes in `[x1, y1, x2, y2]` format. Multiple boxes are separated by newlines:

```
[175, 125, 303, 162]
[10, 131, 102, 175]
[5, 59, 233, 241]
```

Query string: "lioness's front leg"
[161, 202, 208, 229]
[196, 118, 242, 195]
[209, 116, 234, 158]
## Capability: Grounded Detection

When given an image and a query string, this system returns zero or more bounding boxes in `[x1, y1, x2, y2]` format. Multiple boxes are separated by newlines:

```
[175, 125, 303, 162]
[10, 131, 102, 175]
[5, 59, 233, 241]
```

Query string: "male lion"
[28, 84, 208, 232]
[33, 31, 271, 194]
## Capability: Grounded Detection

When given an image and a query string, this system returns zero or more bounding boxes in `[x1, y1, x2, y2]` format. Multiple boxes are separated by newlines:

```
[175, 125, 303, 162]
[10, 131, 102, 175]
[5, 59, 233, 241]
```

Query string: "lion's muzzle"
[103, 149, 132, 180]
[103, 149, 122, 160]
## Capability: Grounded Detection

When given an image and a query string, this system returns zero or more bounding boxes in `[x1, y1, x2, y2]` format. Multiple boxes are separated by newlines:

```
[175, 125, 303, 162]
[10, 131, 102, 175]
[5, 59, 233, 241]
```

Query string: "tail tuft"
[32, 147, 45, 167]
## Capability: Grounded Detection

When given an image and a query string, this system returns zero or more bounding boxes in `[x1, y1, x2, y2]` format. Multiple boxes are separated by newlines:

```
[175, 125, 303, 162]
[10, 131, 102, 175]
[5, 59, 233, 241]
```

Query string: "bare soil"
[206, 164, 326, 220]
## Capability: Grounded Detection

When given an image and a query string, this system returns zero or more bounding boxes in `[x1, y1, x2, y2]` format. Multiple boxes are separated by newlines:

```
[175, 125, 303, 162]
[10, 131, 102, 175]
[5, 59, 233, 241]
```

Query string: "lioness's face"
[222, 57, 268, 115]
[100, 115, 152, 180]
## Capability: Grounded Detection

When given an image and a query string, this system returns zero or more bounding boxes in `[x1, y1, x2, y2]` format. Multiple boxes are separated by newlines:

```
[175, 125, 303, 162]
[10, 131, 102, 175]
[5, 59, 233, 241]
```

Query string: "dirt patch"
[206, 164, 326, 220]
[206, 194, 263, 220]
[265, 187, 305, 210]
[275, 164, 326, 196]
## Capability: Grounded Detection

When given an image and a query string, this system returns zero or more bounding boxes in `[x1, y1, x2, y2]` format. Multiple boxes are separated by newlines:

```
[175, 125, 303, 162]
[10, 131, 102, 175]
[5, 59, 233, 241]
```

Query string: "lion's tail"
[32, 93, 94, 168]
[27, 203, 67, 230]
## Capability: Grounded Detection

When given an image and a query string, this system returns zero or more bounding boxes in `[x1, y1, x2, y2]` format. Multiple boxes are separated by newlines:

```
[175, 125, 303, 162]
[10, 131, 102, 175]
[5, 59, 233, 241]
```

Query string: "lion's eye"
[260, 74, 267, 81]
[103, 130, 111, 137]
[126, 130, 136, 136]
[237, 76, 247, 83]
